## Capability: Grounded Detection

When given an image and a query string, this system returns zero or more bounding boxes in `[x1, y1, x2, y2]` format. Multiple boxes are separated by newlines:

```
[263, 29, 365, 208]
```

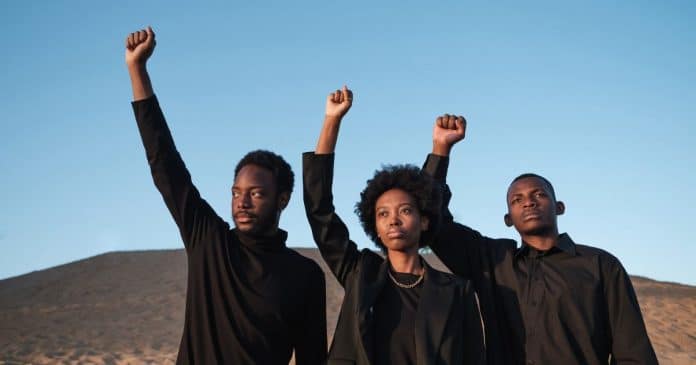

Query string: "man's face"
[374, 188, 429, 253]
[505, 176, 563, 236]
[231, 164, 285, 236]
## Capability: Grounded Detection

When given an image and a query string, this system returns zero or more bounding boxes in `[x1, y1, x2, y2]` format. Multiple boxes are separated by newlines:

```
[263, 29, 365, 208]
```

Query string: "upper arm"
[421, 153, 498, 281]
[133, 96, 226, 251]
[302, 152, 362, 286]
[603, 256, 658, 364]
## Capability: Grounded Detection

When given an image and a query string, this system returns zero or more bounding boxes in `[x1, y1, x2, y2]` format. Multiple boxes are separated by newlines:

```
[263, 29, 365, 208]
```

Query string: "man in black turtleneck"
[125, 27, 327, 364]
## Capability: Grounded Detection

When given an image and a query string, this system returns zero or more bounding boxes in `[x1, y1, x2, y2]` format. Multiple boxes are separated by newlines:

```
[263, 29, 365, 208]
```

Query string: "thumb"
[456, 118, 466, 133]
[146, 26, 156, 46]
[341, 85, 352, 102]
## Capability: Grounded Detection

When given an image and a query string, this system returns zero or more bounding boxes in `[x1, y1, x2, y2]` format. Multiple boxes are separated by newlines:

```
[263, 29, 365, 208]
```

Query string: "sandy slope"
[0, 249, 693, 364]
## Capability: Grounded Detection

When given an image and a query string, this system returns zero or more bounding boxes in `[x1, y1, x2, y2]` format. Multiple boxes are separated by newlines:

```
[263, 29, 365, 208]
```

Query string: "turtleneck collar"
[234, 228, 288, 253]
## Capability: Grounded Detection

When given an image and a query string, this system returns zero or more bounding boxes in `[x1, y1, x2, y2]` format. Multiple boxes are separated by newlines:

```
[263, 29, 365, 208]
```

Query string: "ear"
[504, 213, 513, 227]
[420, 216, 430, 231]
[277, 192, 290, 211]
[556, 201, 565, 216]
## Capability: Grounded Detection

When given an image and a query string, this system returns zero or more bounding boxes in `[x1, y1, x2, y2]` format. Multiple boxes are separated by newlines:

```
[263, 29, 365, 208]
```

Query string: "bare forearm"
[316, 85, 352, 153]
[315, 116, 342, 154]
[128, 64, 154, 101]
[432, 141, 452, 157]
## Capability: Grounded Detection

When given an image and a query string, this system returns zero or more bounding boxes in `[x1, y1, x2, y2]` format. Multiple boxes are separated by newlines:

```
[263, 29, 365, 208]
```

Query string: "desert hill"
[0, 249, 694, 364]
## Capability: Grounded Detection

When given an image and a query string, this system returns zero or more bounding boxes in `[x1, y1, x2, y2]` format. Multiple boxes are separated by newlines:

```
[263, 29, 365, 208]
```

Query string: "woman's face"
[374, 188, 429, 253]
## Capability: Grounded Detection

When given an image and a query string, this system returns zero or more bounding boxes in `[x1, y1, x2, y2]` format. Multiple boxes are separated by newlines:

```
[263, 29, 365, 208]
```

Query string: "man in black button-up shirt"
[422, 115, 657, 365]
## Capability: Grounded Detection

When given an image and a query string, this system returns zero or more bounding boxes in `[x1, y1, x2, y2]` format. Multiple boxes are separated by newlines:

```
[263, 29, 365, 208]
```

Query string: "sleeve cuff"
[423, 153, 450, 181]
[131, 94, 158, 109]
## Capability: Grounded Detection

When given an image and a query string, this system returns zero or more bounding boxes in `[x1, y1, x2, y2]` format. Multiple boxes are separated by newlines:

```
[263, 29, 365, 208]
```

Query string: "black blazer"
[303, 152, 485, 365]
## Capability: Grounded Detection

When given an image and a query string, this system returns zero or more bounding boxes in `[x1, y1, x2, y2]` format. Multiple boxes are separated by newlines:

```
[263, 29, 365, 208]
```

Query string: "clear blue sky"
[2, 1, 694, 284]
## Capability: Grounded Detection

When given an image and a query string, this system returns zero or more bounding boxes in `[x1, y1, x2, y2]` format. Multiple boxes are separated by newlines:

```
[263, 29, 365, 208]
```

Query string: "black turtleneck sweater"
[132, 95, 327, 365]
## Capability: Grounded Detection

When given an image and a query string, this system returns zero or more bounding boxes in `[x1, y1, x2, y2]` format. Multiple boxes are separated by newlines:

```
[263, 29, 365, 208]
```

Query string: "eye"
[535, 192, 547, 198]
[232, 191, 240, 198]
[251, 191, 264, 198]
[377, 210, 389, 218]
[400, 207, 412, 215]
[510, 197, 521, 205]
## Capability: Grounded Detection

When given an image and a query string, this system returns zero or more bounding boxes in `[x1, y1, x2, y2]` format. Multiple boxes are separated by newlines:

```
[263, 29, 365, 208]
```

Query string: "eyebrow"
[232, 186, 265, 191]
[376, 203, 415, 210]
[509, 187, 546, 197]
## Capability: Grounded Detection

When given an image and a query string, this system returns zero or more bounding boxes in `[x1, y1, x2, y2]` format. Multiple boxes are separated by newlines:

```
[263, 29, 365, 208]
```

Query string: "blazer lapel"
[415, 262, 455, 365]
[356, 257, 389, 364]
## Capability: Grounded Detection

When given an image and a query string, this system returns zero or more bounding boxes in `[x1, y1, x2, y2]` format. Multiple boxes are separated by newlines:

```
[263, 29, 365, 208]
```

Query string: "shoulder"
[573, 242, 629, 281]
[430, 268, 464, 286]
[495, 237, 518, 250]
[574, 243, 622, 265]
[489, 237, 518, 259]
[359, 248, 385, 263]
[427, 268, 479, 304]
[284, 248, 326, 277]
[356, 248, 386, 273]
[338, 248, 385, 283]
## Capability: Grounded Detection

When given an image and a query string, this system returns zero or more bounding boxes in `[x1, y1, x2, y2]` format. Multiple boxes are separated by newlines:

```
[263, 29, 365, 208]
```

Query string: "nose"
[389, 215, 402, 227]
[522, 197, 537, 208]
[236, 193, 252, 209]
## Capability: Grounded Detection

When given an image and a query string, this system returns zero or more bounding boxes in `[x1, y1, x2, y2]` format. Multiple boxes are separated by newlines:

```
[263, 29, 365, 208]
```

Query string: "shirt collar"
[235, 228, 288, 252]
[515, 233, 577, 258]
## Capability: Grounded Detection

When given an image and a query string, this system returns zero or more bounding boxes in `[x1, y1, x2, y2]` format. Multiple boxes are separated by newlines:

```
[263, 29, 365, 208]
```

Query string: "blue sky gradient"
[2, 1, 695, 284]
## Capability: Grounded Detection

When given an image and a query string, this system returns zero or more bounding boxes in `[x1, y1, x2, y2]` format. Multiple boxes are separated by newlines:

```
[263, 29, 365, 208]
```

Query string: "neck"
[520, 231, 559, 251]
[387, 249, 423, 274]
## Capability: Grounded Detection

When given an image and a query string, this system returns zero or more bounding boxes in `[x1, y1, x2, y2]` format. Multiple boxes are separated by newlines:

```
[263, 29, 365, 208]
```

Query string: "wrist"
[323, 115, 343, 124]
[127, 61, 148, 73]
[432, 142, 452, 157]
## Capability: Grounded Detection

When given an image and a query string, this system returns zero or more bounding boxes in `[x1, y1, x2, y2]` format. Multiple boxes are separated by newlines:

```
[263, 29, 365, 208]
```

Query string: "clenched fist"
[432, 114, 466, 156]
[325, 85, 353, 119]
[125, 27, 156, 67]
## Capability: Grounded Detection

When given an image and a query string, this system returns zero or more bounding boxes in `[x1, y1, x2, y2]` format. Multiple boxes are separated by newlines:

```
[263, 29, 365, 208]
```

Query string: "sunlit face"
[505, 176, 563, 236]
[231, 164, 287, 235]
[374, 188, 429, 253]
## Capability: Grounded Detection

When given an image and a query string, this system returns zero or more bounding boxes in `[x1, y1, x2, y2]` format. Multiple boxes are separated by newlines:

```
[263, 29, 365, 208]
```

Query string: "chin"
[235, 224, 256, 233]
[384, 242, 420, 253]
[519, 224, 552, 236]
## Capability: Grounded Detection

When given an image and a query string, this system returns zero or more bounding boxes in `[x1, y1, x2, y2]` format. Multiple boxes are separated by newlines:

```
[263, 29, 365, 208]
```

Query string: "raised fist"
[325, 85, 353, 119]
[125, 26, 156, 67]
[433, 114, 466, 150]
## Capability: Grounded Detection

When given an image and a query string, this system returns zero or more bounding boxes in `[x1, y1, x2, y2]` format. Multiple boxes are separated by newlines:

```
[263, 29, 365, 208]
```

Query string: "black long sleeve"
[302, 152, 364, 287]
[133, 95, 224, 252]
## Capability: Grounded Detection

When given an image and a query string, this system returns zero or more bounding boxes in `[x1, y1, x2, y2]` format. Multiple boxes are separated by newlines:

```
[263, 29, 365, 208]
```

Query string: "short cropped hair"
[234, 150, 294, 196]
[355, 165, 442, 253]
[510, 173, 556, 200]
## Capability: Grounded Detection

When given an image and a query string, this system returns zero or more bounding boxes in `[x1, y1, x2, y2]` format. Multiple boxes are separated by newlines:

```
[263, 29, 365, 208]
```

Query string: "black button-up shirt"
[423, 154, 657, 365]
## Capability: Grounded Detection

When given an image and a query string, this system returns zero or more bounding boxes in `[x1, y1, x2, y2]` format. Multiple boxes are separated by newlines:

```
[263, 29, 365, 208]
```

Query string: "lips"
[522, 211, 542, 221]
[386, 230, 405, 239]
[234, 212, 257, 223]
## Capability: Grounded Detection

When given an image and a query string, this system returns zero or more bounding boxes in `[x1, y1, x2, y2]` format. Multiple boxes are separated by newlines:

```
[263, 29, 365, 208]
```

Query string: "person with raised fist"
[422, 115, 658, 365]
[126, 27, 327, 365]
[303, 87, 485, 365]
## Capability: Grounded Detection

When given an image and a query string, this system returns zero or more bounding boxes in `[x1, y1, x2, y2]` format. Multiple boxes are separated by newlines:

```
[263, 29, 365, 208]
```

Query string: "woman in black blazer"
[302, 86, 485, 365]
